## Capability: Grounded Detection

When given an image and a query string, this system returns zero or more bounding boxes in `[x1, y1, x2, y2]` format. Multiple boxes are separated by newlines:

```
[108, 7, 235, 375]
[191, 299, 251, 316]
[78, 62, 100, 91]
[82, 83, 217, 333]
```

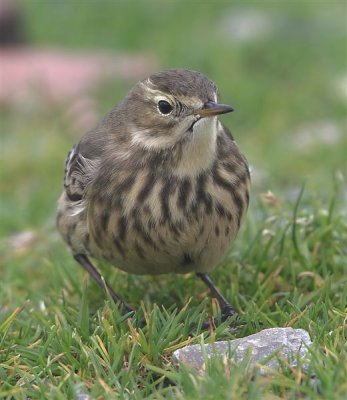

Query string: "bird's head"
[122, 69, 234, 150]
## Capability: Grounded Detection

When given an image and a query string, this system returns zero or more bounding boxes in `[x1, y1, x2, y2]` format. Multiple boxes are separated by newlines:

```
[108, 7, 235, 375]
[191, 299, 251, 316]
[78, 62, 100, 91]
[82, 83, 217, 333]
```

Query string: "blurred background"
[0, 0, 346, 303]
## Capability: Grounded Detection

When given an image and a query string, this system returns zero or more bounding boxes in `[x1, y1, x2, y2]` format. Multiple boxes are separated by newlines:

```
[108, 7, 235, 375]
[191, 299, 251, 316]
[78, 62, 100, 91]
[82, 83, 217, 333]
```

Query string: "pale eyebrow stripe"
[140, 81, 205, 109]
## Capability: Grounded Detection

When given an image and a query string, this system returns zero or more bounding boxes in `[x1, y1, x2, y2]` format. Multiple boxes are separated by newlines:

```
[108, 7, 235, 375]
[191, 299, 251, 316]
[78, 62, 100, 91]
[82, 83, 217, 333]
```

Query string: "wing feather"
[63, 143, 99, 205]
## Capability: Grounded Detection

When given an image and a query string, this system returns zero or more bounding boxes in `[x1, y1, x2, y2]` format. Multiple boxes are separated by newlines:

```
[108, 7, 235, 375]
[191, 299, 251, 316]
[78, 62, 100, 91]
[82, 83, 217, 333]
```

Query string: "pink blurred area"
[0, 0, 156, 132]
[0, 48, 156, 105]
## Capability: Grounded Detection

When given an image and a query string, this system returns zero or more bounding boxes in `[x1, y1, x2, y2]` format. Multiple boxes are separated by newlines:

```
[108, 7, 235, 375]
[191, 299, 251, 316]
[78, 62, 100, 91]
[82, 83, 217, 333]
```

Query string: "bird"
[56, 68, 250, 320]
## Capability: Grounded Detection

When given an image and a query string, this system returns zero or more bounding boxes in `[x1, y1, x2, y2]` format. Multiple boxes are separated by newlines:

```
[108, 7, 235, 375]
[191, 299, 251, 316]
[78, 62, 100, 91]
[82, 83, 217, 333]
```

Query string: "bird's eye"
[157, 100, 173, 115]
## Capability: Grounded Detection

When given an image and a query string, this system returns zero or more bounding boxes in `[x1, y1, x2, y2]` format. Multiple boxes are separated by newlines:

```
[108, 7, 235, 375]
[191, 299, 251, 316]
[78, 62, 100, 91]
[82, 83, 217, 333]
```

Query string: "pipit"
[57, 69, 250, 320]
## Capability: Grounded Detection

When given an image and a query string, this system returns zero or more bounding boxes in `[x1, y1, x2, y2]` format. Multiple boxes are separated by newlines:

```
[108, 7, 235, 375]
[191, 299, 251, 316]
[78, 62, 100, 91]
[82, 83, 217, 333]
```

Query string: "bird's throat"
[175, 117, 218, 177]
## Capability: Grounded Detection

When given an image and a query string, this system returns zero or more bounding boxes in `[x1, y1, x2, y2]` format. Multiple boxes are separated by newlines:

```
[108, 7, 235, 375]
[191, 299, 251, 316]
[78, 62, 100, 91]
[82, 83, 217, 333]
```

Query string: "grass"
[1, 0, 346, 398]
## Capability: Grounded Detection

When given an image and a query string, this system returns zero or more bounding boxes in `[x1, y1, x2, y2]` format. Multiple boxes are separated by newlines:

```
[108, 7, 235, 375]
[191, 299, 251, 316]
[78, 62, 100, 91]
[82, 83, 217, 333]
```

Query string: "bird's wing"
[63, 143, 99, 202]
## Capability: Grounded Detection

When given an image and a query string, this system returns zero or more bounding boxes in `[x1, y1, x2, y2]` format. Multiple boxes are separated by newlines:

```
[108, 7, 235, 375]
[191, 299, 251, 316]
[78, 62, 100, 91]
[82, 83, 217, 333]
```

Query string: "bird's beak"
[194, 101, 234, 118]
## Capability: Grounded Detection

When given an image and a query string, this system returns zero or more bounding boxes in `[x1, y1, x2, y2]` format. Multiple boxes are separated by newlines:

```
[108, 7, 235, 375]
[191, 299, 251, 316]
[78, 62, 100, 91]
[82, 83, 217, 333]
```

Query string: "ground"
[0, 1, 346, 398]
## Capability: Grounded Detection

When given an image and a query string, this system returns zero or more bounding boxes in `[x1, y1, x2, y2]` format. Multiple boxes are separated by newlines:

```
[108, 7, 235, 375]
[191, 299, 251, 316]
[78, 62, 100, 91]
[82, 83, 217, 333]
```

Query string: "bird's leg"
[74, 254, 134, 314]
[196, 272, 237, 321]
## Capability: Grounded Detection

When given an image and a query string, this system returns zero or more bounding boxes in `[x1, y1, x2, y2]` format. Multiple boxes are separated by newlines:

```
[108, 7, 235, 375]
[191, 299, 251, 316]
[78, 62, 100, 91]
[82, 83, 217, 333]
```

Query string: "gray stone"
[172, 327, 312, 374]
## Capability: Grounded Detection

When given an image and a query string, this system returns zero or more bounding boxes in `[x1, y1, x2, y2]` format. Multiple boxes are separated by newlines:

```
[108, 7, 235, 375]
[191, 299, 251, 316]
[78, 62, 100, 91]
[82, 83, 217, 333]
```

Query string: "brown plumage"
[57, 69, 250, 317]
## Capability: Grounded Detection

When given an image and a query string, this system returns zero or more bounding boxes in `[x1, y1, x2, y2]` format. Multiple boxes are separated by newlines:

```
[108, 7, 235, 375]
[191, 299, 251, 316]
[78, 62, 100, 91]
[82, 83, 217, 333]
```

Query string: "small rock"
[218, 8, 274, 43]
[291, 119, 343, 151]
[173, 327, 312, 374]
[5, 230, 38, 253]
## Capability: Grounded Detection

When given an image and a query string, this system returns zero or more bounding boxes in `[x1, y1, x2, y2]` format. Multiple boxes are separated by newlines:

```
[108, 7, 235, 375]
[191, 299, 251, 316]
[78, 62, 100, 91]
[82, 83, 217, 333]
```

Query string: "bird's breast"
[87, 159, 250, 275]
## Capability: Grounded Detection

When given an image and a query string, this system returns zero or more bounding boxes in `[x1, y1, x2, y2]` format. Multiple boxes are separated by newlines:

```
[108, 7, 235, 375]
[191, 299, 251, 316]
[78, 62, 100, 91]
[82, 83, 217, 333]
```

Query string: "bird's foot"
[200, 307, 238, 331]
[221, 304, 238, 323]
